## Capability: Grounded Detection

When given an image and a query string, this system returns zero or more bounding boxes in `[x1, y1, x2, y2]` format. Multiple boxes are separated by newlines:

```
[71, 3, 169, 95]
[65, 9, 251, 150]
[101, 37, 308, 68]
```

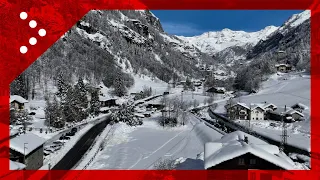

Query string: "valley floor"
[84, 114, 219, 170]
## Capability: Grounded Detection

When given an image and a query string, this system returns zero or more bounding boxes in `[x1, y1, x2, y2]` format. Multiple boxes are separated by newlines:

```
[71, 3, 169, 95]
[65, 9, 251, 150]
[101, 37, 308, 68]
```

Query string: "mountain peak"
[177, 26, 278, 55]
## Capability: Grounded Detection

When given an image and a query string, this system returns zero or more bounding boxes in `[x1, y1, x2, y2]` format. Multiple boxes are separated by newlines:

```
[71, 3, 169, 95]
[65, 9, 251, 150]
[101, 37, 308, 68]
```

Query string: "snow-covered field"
[129, 74, 168, 95]
[214, 72, 310, 151]
[84, 114, 223, 170]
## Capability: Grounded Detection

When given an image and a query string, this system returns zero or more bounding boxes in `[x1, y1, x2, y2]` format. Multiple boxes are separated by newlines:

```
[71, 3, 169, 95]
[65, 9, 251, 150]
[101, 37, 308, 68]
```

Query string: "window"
[238, 158, 245, 165]
[250, 159, 256, 165]
[256, 118, 258, 120]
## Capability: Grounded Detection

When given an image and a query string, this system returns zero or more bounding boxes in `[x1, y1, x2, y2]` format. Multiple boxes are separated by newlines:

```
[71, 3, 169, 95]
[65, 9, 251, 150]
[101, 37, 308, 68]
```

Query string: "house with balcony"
[10, 95, 28, 111]
[275, 64, 292, 73]
[226, 102, 251, 120]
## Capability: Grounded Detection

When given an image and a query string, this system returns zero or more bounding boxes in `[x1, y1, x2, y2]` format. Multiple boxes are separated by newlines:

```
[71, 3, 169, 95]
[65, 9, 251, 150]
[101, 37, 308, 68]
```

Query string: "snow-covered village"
[6, 9, 311, 179]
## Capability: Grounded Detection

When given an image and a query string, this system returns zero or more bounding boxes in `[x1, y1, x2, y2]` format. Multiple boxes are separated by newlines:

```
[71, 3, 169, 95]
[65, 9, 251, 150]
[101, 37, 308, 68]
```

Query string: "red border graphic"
[0, 0, 319, 179]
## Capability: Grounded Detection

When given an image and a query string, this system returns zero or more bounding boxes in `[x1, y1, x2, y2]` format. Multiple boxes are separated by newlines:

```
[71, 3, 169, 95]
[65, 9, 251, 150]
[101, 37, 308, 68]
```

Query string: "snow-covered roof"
[99, 95, 116, 101]
[10, 133, 46, 155]
[286, 109, 304, 117]
[250, 104, 266, 111]
[216, 87, 226, 91]
[291, 103, 309, 110]
[230, 102, 250, 110]
[10, 95, 28, 104]
[204, 131, 297, 170]
[270, 107, 304, 117]
[275, 64, 292, 67]
[10, 160, 26, 170]
[271, 107, 293, 115]
[263, 103, 277, 109]
[134, 113, 145, 118]
[100, 107, 110, 111]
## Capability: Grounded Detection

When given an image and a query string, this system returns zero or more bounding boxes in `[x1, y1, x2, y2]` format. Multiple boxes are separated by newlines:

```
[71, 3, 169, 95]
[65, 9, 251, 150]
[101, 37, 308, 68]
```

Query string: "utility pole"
[248, 104, 252, 132]
[280, 105, 288, 153]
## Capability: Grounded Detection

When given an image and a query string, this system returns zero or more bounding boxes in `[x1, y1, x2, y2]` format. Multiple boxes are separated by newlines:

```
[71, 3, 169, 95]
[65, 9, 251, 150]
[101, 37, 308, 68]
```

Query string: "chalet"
[275, 64, 292, 73]
[99, 107, 110, 114]
[266, 107, 305, 122]
[249, 104, 266, 121]
[194, 81, 202, 87]
[10, 133, 46, 170]
[227, 103, 250, 120]
[291, 103, 309, 113]
[262, 103, 278, 111]
[204, 131, 297, 170]
[10, 95, 28, 111]
[99, 96, 117, 107]
[206, 87, 226, 94]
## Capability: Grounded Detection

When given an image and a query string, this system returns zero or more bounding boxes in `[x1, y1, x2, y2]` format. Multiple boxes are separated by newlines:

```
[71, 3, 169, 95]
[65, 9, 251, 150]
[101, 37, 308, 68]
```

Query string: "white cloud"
[161, 22, 206, 36]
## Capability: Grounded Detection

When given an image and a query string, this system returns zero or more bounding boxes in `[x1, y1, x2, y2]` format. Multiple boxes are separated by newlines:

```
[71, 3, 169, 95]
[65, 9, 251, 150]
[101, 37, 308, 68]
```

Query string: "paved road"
[42, 117, 110, 179]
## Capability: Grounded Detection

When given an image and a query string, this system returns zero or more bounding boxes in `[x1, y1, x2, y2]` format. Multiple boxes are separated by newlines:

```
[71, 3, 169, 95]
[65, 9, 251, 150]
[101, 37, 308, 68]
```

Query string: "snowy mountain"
[14, 10, 214, 100]
[247, 10, 310, 60]
[273, 10, 310, 36]
[178, 26, 279, 56]
[234, 10, 310, 92]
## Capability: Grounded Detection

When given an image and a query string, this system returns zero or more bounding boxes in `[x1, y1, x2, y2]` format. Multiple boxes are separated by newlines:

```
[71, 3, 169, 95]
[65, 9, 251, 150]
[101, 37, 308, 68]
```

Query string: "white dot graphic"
[29, 20, 37, 28]
[20, 12, 28, 20]
[20, 46, 28, 54]
[29, 37, 37, 45]
[39, 29, 46, 37]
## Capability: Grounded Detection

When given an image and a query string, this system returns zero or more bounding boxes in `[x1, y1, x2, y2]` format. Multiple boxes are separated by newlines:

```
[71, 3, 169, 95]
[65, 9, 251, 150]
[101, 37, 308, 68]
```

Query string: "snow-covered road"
[85, 115, 222, 170]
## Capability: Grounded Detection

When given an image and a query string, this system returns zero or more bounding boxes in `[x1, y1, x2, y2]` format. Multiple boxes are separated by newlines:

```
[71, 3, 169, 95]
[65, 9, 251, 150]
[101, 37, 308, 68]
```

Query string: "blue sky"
[151, 10, 303, 36]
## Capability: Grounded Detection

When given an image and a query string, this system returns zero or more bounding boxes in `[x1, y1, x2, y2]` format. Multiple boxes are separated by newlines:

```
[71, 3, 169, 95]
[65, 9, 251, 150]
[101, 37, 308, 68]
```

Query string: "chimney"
[244, 136, 248, 144]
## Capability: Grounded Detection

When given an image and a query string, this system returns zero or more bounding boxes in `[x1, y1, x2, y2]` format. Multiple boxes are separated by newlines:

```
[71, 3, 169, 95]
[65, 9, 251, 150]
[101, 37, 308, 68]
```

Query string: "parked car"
[53, 141, 64, 146]
[270, 122, 277, 127]
[43, 150, 51, 156]
[44, 147, 55, 153]
[66, 131, 75, 136]
[51, 145, 62, 151]
[60, 135, 71, 140]
[71, 127, 78, 133]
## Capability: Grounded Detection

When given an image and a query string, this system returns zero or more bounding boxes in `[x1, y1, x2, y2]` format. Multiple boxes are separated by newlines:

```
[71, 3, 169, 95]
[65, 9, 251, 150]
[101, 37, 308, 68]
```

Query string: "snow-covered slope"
[274, 10, 310, 36]
[178, 26, 278, 55]
[19, 10, 215, 101]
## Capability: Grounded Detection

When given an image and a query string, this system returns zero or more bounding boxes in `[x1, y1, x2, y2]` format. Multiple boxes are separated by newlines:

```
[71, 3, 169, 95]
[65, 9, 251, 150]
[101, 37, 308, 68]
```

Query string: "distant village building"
[99, 96, 117, 107]
[206, 87, 226, 94]
[227, 103, 251, 120]
[194, 81, 202, 87]
[226, 102, 278, 121]
[10, 133, 46, 170]
[204, 131, 297, 170]
[266, 106, 305, 122]
[291, 103, 309, 113]
[10, 95, 28, 111]
[275, 64, 292, 73]
[249, 104, 266, 120]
